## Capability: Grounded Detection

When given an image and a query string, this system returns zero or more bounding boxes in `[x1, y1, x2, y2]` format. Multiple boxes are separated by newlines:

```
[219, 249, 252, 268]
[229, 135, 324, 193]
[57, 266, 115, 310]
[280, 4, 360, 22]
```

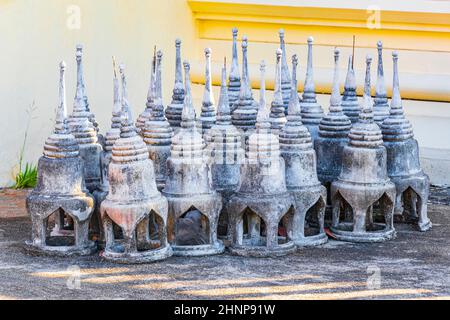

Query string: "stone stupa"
[163, 61, 224, 257]
[330, 55, 396, 242]
[269, 48, 287, 135]
[100, 65, 172, 264]
[205, 59, 245, 241]
[197, 48, 216, 136]
[227, 61, 296, 257]
[26, 61, 96, 256]
[142, 50, 174, 191]
[315, 49, 352, 212]
[381, 51, 431, 231]
[279, 54, 327, 247]
[165, 39, 185, 132]
[300, 37, 325, 141]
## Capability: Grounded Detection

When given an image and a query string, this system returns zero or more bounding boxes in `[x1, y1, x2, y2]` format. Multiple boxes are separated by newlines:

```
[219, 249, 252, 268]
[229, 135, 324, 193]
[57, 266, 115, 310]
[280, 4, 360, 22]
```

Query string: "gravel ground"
[0, 203, 449, 300]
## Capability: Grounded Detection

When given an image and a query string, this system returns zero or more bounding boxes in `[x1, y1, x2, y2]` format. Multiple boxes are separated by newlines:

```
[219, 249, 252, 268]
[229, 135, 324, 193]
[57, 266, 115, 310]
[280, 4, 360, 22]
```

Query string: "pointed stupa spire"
[373, 41, 390, 125]
[216, 58, 231, 125]
[197, 48, 216, 135]
[228, 27, 241, 110]
[287, 54, 301, 117]
[381, 51, 413, 141]
[269, 48, 287, 133]
[104, 57, 124, 153]
[136, 48, 157, 133]
[181, 61, 196, 129]
[43, 61, 79, 159]
[231, 36, 258, 132]
[166, 39, 185, 130]
[279, 29, 291, 113]
[300, 36, 324, 140]
[318, 48, 351, 138]
[348, 55, 383, 149]
[119, 64, 135, 138]
[257, 61, 270, 128]
[152, 50, 165, 119]
[280, 54, 313, 150]
[341, 54, 360, 123]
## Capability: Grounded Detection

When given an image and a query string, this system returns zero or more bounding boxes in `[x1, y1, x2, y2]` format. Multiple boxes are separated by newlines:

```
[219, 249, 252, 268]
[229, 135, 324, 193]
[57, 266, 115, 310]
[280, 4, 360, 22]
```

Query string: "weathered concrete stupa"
[197, 48, 216, 136]
[280, 54, 327, 247]
[205, 61, 244, 240]
[166, 39, 185, 132]
[136, 49, 156, 135]
[269, 49, 287, 135]
[279, 29, 291, 113]
[341, 55, 360, 124]
[330, 56, 396, 242]
[227, 61, 296, 257]
[231, 36, 258, 149]
[228, 28, 241, 112]
[300, 37, 325, 141]
[315, 49, 352, 210]
[373, 41, 390, 126]
[68, 45, 102, 194]
[26, 62, 96, 256]
[100, 65, 172, 264]
[163, 62, 224, 257]
[142, 51, 174, 191]
[381, 52, 431, 231]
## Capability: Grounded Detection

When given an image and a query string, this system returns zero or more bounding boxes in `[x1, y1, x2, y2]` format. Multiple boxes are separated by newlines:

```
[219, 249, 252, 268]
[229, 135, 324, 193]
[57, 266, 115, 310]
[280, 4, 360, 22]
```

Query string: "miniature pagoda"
[279, 54, 327, 247]
[314, 49, 352, 212]
[381, 52, 431, 231]
[269, 48, 287, 135]
[163, 61, 224, 257]
[341, 55, 360, 124]
[373, 41, 390, 126]
[26, 62, 96, 256]
[197, 48, 216, 136]
[227, 61, 296, 257]
[330, 56, 396, 242]
[142, 50, 174, 191]
[100, 65, 172, 264]
[166, 39, 185, 132]
[300, 37, 325, 141]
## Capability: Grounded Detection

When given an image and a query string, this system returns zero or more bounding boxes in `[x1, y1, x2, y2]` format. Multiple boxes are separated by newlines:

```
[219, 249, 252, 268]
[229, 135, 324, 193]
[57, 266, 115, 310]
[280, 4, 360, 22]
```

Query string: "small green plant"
[13, 163, 38, 189]
[12, 101, 38, 189]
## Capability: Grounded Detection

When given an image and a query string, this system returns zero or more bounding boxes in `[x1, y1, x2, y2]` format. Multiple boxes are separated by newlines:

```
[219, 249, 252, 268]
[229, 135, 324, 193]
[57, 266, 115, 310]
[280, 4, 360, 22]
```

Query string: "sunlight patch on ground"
[31, 267, 130, 278]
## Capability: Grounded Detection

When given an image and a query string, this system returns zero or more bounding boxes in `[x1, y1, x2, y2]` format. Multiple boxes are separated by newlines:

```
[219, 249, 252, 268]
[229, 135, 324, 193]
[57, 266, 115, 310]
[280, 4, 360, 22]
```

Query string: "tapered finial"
[230, 28, 240, 80]
[203, 48, 215, 106]
[174, 39, 183, 91]
[147, 48, 157, 105]
[257, 61, 269, 124]
[279, 29, 291, 87]
[112, 57, 121, 115]
[181, 61, 196, 128]
[155, 50, 163, 105]
[274, 48, 283, 104]
[375, 41, 386, 97]
[55, 61, 68, 133]
[119, 64, 132, 124]
[361, 55, 373, 118]
[391, 51, 402, 111]
[330, 48, 342, 111]
[239, 36, 252, 99]
[217, 60, 231, 124]
[287, 54, 301, 116]
[344, 54, 356, 91]
[303, 36, 316, 100]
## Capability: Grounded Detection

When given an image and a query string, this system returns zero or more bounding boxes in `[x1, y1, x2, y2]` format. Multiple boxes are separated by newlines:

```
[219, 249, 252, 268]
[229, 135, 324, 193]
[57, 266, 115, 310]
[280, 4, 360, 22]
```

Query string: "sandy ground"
[0, 203, 449, 300]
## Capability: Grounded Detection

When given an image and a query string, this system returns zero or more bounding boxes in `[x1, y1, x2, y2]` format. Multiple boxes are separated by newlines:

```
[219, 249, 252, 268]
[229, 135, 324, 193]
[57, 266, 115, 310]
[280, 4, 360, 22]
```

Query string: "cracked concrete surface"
[0, 202, 449, 300]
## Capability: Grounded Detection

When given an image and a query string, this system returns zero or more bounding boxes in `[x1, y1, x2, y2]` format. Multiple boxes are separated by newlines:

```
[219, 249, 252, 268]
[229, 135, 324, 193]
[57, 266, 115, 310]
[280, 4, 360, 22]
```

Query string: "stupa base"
[24, 240, 97, 257]
[101, 245, 173, 264]
[172, 241, 225, 257]
[229, 239, 296, 257]
[293, 232, 328, 247]
[331, 223, 396, 243]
